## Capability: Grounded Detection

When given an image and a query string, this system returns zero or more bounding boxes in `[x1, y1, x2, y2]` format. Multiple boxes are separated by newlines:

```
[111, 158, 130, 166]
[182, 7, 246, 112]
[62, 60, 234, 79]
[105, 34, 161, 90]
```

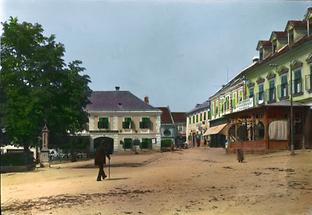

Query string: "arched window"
[228, 125, 236, 143]
[254, 121, 264, 140]
[237, 124, 248, 141]
[269, 120, 288, 140]
[164, 129, 171, 136]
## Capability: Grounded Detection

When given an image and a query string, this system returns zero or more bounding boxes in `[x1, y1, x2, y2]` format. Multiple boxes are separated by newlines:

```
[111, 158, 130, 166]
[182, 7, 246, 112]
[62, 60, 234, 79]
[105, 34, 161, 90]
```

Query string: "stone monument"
[40, 124, 50, 167]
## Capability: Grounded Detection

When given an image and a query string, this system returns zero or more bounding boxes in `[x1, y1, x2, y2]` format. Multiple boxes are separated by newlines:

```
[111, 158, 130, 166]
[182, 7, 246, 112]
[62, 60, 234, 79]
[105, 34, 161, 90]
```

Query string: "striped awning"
[203, 123, 227, 136]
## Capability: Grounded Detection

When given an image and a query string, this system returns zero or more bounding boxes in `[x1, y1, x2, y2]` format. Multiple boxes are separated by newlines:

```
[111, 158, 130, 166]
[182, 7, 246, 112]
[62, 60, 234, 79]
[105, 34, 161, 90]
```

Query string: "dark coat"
[95, 145, 110, 165]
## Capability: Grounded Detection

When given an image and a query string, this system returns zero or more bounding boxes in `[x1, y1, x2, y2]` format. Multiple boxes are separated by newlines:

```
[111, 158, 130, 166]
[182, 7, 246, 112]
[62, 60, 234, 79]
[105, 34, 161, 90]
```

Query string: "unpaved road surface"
[1, 148, 312, 215]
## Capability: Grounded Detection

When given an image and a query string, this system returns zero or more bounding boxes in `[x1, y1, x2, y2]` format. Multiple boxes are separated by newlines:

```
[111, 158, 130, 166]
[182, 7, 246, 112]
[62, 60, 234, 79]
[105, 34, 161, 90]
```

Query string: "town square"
[1, 1, 312, 215]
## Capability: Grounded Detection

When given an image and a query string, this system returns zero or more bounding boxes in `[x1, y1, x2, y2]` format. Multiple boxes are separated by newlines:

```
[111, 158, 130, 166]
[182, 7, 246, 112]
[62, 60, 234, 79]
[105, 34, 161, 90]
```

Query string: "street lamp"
[289, 61, 295, 155]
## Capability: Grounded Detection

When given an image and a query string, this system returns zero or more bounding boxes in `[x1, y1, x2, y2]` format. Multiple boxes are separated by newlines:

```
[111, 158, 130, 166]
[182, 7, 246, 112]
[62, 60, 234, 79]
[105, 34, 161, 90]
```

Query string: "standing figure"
[95, 143, 111, 181]
[237, 148, 244, 163]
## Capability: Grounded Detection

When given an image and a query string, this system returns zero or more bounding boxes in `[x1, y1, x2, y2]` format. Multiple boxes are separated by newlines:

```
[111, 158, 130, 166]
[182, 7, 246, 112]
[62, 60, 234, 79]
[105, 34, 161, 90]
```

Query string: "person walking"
[95, 143, 111, 181]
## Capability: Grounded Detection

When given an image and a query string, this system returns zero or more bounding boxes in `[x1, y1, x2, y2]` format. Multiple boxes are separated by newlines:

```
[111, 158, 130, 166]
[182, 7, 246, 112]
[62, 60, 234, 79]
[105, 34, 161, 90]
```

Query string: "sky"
[1, 0, 311, 111]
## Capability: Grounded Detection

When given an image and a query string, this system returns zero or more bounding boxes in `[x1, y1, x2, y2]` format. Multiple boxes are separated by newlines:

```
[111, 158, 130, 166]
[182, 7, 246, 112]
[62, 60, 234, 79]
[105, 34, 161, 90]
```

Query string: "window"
[203, 112, 206, 121]
[254, 121, 264, 140]
[308, 64, 312, 92]
[123, 138, 132, 149]
[238, 90, 243, 102]
[249, 87, 254, 98]
[193, 115, 195, 124]
[293, 69, 302, 94]
[189, 117, 192, 124]
[269, 79, 275, 102]
[281, 74, 288, 98]
[141, 138, 152, 149]
[259, 49, 263, 61]
[200, 113, 202, 121]
[122, 117, 132, 129]
[272, 40, 277, 53]
[98, 117, 109, 129]
[310, 65, 312, 91]
[226, 96, 230, 110]
[269, 120, 288, 140]
[258, 84, 264, 103]
[196, 114, 198, 123]
[140, 117, 151, 129]
[208, 111, 211, 120]
[163, 129, 171, 136]
[288, 29, 294, 44]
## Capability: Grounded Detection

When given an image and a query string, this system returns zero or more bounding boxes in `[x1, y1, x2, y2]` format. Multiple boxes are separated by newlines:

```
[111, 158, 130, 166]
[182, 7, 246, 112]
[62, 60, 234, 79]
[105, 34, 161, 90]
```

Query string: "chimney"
[115, 86, 120, 91]
[144, 96, 149, 105]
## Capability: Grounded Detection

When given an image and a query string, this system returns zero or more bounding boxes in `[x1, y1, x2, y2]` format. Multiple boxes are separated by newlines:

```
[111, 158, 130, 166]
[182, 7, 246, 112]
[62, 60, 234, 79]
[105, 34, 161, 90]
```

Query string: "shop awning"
[203, 123, 227, 136]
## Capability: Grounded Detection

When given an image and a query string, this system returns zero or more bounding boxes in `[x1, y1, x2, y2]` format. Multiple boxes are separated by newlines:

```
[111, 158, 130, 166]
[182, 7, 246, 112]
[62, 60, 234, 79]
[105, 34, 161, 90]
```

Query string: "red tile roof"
[157, 107, 174, 124]
[285, 20, 306, 31]
[271, 31, 288, 39]
[171, 112, 186, 123]
[256, 40, 272, 50]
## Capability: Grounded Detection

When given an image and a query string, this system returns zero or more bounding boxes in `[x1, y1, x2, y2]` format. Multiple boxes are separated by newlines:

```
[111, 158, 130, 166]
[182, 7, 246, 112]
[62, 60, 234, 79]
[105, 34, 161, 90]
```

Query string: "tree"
[0, 17, 91, 150]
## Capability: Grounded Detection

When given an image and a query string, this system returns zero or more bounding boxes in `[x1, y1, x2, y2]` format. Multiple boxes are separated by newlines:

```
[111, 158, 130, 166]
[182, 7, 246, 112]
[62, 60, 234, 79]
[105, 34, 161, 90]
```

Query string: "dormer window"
[272, 40, 277, 53]
[309, 18, 312, 36]
[259, 49, 264, 61]
[288, 29, 294, 44]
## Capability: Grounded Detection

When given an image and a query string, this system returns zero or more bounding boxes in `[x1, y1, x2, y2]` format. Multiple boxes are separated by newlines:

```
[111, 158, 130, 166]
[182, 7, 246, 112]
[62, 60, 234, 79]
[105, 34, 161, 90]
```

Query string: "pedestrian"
[95, 143, 111, 181]
[237, 148, 244, 163]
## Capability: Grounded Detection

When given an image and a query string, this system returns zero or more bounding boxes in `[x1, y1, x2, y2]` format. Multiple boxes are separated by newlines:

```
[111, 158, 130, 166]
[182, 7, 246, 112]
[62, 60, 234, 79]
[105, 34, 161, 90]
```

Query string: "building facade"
[171, 112, 187, 146]
[157, 107, 176, 146]
[86, 88, 162, 152]
[209, 7, 312, 152]
[186, 101, 210, 147]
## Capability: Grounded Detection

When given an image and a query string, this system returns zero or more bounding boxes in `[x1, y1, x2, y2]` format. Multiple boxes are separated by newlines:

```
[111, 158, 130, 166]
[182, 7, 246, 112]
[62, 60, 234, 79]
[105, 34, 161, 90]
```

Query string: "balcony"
[305, 74, 312, 93]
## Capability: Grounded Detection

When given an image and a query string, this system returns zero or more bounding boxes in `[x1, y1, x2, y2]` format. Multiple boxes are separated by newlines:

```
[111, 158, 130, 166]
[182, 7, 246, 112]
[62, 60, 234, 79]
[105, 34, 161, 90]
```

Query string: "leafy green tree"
[0, 17, 91, 150]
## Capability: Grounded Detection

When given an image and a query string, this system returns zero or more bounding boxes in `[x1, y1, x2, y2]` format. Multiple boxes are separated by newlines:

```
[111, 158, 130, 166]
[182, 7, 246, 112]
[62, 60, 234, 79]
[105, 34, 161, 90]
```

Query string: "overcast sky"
[1, 0, 311, 111]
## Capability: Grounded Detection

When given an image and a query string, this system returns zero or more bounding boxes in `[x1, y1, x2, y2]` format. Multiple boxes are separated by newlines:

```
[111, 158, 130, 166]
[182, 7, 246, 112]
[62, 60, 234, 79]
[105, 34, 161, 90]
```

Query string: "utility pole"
[290, 62, 295, 155]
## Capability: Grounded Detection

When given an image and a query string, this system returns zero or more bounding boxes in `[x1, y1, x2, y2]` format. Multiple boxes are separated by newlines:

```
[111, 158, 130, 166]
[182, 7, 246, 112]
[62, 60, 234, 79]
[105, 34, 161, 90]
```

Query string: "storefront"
[224, 101, 310, 153]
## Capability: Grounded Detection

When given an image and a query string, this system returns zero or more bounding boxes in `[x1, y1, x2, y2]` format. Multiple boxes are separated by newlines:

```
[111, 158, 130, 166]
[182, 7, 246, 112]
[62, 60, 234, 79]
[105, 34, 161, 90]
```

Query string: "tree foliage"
[0, 17, 91, 149]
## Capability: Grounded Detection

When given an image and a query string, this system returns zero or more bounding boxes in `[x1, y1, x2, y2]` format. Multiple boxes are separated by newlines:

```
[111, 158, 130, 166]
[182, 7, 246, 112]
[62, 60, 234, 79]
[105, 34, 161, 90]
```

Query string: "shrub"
[161, 139, 173, 148]
[0, 152, 34, 166]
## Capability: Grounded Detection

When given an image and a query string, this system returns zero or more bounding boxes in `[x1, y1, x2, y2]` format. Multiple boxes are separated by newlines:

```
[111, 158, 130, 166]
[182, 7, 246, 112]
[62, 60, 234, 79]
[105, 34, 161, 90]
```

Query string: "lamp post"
[289, 61, 295, 155]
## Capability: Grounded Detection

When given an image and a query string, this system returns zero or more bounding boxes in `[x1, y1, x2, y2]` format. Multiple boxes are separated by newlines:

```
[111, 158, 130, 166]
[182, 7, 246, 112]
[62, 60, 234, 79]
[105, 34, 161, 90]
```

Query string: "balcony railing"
[305, 74, 312, 93]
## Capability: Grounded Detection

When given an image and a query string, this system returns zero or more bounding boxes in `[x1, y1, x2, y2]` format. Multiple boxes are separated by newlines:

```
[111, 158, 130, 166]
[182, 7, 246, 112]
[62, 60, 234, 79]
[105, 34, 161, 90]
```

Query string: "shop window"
[254, 121, 264, 140]
[228, 125, 236, 143]
[237, 124, 248, 141]
[269, 120, 287, 140]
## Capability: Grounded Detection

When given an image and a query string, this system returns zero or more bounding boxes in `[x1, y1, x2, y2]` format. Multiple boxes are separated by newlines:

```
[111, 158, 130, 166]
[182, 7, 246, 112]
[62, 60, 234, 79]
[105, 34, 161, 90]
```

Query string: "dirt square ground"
[1, 148, 312, 215]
